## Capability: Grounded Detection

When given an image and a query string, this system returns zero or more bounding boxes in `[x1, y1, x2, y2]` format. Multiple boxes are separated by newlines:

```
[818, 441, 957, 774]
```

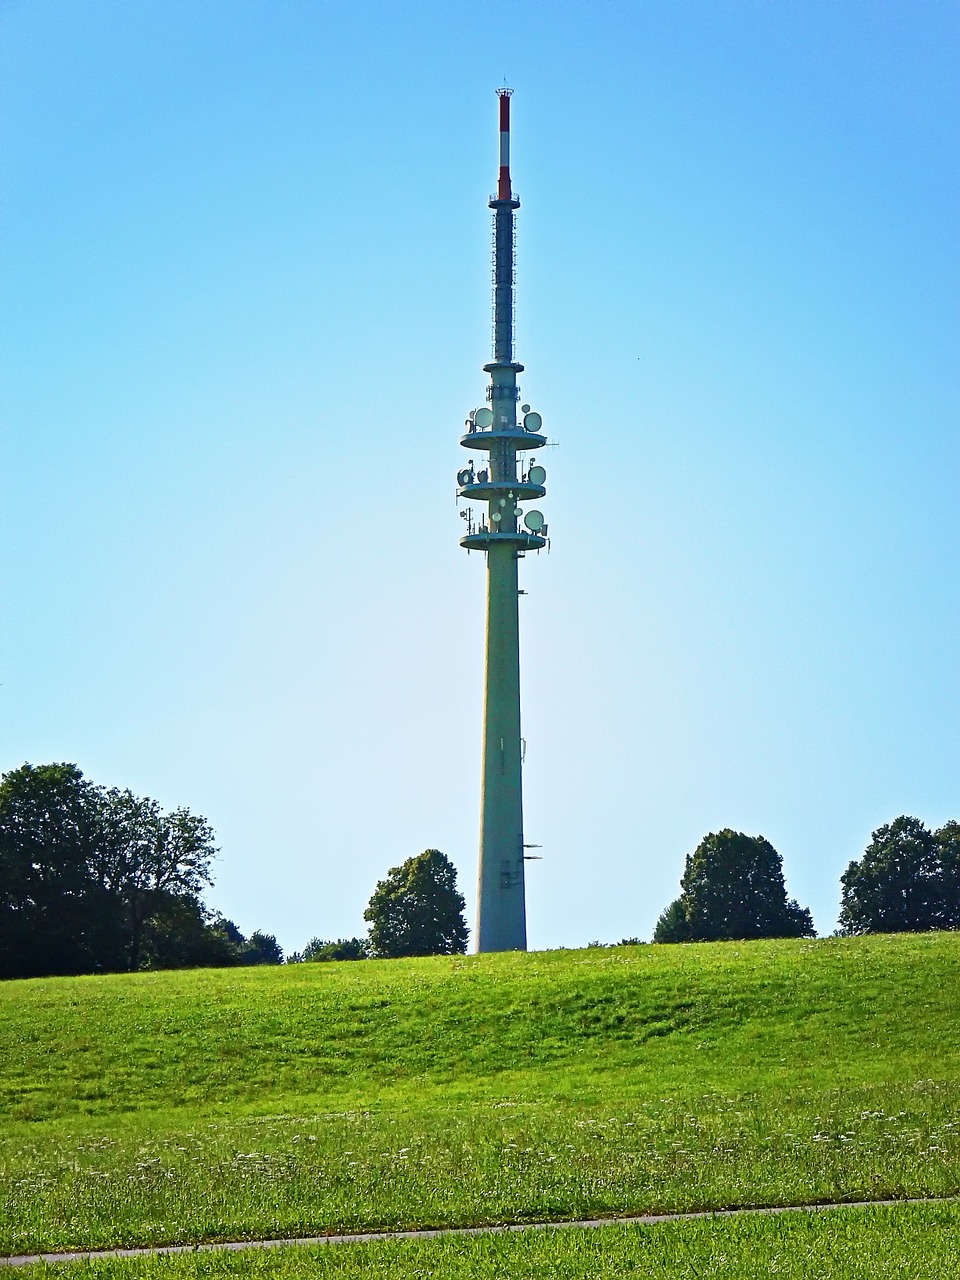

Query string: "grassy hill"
[1, 933, 959, 1263]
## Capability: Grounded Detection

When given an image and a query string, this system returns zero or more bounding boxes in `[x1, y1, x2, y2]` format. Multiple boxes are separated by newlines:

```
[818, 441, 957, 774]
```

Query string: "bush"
[302, 937, 369, 962]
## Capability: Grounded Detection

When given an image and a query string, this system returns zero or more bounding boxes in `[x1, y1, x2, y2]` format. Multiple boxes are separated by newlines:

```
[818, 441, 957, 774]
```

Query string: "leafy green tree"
[240, 930, 284, 965]
[652, 897, 692, 943]
[208, 915, 247, 954]
[139, 895, 240, 970]
[364, 849, 468, 958]
[92, 787, 216, 969]
[301, 936, 369, 962]
[0, 763, 105, 977]
[839, 816, 960, 935]
[937, 821, 960, 929]
[195, 918, 285, 967]
[654, 829, 814, 943]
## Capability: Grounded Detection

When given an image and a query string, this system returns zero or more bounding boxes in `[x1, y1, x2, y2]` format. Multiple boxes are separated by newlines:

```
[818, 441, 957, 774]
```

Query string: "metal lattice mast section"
[457, 90, 550, 953]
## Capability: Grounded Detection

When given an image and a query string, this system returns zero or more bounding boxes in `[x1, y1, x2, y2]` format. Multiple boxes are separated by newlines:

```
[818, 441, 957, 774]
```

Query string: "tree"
[838, 816, 960, 935]
[240, 930, 284, 965]
[652, 897, 691, 943]
[364, 849, 468, 958]
[653, 829, 815, 943]
[139, 895, 240, 970]
[0, 763, 106, 977]
[91, 788, 216, 970]
[937, 821, 960, 929]
[197, 917, 285, 967]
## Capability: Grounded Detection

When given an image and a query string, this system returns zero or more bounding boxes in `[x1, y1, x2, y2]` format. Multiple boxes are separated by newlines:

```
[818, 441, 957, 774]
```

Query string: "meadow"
[1, 933, 958, 1266]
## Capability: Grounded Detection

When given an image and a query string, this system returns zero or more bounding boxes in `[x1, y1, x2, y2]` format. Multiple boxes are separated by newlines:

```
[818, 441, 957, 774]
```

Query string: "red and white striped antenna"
[497, 88, 513, 201]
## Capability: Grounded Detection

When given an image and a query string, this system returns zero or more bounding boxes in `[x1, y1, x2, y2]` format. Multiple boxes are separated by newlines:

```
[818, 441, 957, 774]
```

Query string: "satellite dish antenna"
[521, 403, 530, 413]
[457, 468, 473, 486]
[477, 468, 489, 483]
[491, 511, 502, 522]
[474, 407, 494, 428]
[524, 510, 544, 532]
[523, 411, 542, 433]
[528, 464, 546, 486]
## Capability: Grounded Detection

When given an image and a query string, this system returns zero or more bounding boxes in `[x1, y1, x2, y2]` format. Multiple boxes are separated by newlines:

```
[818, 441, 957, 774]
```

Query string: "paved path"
[1, 1196, 954, 1268]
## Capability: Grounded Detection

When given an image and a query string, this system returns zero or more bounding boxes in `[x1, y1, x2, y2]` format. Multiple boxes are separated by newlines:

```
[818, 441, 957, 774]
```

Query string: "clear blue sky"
[2, 0, 957, 952]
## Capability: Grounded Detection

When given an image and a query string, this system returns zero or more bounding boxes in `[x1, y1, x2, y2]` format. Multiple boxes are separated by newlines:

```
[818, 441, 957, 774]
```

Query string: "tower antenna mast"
[457, 89, 550, 952]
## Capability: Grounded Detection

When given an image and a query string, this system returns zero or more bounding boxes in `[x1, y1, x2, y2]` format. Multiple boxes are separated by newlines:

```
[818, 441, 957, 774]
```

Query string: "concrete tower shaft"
[457, 90, 550, 953]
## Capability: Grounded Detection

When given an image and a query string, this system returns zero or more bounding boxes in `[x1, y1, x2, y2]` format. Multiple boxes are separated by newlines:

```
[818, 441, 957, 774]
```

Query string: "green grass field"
[8, 1203, 960, 1278]
[1, 933, 959, 1266]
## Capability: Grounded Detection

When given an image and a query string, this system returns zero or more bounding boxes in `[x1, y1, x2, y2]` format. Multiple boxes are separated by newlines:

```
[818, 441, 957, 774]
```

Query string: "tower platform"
[458, 479, 545, 502]
[459, 427, 547, 451]
[460, 529, 546, 552]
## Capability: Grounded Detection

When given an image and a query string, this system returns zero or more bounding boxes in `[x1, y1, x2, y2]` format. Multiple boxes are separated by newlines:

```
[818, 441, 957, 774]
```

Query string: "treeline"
[0, 763, 468, 980]
[4, 761, 958, 980]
